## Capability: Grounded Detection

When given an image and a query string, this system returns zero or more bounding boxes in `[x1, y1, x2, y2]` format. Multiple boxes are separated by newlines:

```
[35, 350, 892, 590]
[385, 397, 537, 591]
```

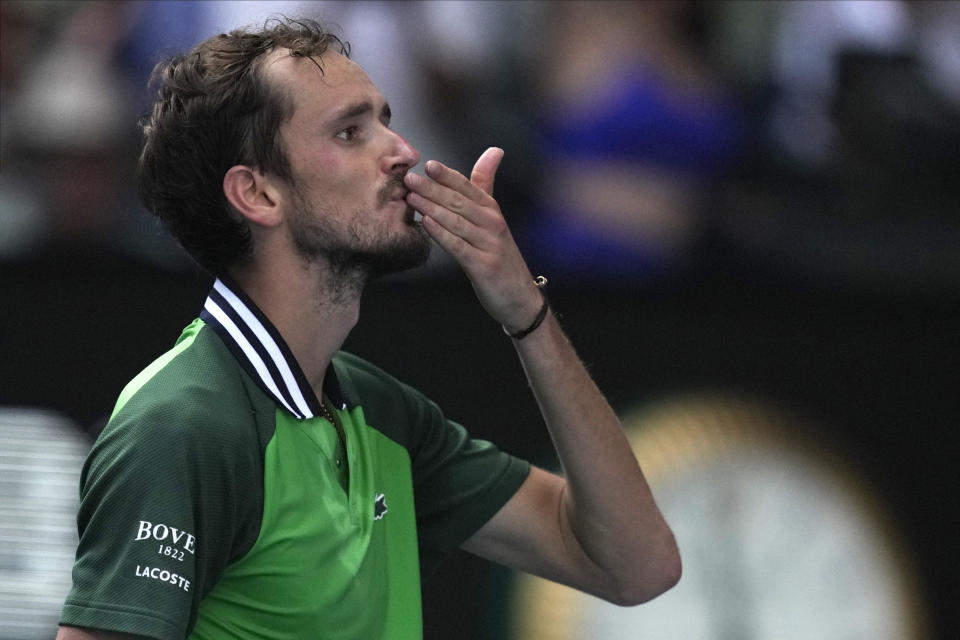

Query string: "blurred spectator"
[712, 0, 960, 294]
[767, 0, 913, 169]
[0, 0, 70, 257]
[517, 1, 746, 282]
[2, 0, 187, 269]
[914, 1, 960, 108]
[767, 0, 960, 169]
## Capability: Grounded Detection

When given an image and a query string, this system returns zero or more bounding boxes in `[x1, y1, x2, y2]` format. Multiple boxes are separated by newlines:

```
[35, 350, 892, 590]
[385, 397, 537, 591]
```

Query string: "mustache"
[377, 173, 409, 207]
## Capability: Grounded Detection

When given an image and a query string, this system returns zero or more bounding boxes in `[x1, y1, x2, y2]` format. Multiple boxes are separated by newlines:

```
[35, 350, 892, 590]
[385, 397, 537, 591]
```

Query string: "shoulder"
[89, 322, 270, 480]
[115, 321, 252, 417]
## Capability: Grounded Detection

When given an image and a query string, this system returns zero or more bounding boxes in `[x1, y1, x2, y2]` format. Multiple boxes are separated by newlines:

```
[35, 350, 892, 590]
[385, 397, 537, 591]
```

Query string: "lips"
[379, 173, 409, 207]
[396, 191, 421, 225]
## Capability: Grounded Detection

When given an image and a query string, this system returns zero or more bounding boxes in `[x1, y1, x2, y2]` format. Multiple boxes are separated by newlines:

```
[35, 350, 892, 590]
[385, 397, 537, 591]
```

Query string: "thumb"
[470, 147, 504, 196]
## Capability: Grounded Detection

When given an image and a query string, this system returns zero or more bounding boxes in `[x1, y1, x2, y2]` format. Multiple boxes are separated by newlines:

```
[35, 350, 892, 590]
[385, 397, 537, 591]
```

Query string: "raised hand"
[404, 147, 542, 334]
[407, 150, 681, 608]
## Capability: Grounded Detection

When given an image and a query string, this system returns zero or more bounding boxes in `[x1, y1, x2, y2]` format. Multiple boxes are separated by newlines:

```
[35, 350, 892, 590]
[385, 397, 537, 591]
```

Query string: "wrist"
[503, 276, 549, 340]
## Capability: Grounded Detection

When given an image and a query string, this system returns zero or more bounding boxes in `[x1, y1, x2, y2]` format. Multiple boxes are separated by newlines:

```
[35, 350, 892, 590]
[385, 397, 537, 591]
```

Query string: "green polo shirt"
[60, 277, 529, 639]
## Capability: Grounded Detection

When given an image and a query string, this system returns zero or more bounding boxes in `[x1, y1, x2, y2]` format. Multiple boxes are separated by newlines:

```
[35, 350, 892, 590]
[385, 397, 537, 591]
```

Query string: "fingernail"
[404, 173, 419, 186]
[425, 160, 438, 175]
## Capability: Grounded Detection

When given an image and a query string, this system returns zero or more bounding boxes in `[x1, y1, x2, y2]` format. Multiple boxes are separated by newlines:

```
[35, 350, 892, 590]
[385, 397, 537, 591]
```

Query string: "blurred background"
[0, 1, 957, 638]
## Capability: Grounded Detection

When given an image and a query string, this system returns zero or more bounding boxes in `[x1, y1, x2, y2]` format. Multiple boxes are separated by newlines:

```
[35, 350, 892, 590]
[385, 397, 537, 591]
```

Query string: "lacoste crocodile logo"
[374, 493, 388, 520]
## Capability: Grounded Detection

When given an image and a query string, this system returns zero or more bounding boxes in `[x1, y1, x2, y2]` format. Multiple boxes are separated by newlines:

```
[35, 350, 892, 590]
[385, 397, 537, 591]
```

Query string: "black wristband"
[504, 276, 549, 340]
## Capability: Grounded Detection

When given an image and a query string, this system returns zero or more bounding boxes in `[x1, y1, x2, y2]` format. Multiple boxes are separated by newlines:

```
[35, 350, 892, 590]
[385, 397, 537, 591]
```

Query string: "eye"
[336, 126, 360, 142]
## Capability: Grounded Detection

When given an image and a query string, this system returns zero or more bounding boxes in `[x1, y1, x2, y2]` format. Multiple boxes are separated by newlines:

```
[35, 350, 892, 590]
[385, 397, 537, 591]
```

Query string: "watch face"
[510, 393, 929, 640]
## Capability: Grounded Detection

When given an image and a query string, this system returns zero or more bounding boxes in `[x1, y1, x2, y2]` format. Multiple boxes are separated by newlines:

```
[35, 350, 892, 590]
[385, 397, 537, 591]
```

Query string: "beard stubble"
[288, 174, 432, 283]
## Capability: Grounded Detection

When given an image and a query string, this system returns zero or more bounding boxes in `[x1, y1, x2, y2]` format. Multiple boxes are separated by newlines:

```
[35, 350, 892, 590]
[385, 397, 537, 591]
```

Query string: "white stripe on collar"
[203, 296, 302, 418]
[211, 280, 313, 418]
[203, 278, 320, 420]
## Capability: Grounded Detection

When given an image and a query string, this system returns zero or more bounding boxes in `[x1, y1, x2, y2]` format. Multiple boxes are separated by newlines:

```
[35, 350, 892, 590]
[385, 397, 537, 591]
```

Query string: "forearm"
[511, 309, 680, 602]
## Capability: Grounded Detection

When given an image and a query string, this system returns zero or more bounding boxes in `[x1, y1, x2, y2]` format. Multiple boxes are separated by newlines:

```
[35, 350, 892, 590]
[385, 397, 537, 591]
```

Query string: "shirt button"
[335, 458, 342, 468]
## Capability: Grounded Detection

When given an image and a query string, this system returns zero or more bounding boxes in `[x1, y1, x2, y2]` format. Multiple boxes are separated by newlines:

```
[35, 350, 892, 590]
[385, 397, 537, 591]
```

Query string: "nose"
[384, 128, 420, 174]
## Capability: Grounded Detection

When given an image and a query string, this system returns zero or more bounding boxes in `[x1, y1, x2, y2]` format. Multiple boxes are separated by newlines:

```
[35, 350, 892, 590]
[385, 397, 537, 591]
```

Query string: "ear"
[223, 165, 284, 227]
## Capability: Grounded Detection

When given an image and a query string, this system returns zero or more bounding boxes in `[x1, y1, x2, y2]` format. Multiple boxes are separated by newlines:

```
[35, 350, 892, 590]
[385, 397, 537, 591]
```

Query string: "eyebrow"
[328, 100, 391, 128]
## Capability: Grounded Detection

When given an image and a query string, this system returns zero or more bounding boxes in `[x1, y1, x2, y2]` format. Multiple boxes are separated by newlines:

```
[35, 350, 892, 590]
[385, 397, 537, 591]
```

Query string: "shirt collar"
[199, 276, 348, 419]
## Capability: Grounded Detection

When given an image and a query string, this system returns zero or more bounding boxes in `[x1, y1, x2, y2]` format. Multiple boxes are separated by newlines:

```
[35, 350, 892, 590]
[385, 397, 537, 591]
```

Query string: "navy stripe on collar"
[199, 276, 348, 419]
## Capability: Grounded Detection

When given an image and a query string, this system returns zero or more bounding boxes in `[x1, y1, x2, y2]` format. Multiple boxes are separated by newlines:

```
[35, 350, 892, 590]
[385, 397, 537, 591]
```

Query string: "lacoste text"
[135, 565, 191, 592]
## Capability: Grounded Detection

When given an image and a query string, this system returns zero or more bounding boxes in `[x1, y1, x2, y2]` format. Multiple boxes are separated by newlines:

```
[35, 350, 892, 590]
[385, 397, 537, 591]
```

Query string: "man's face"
[266, 49, 430, 277]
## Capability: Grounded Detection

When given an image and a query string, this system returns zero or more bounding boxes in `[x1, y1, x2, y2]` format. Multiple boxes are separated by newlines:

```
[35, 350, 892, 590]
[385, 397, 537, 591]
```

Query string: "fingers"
[404, 171, 477, 220]
[471, 147, 504, 196]
[405, 181, 486, 248]
[403, 148, 503, 219]
[403, 147, 509, 255]
[407, 160, 492, 215]
[419, 210, 476, 263]
[408, 146, 503, 210]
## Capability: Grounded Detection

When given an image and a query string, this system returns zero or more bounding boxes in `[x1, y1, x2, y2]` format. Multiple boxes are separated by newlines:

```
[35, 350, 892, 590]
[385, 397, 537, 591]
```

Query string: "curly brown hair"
[137, 17, 348, 274]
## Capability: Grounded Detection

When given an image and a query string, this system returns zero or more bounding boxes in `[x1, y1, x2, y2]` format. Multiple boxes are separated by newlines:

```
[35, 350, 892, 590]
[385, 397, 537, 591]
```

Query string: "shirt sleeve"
[396, 381, 531, 572]
[60, 391, 262, 639]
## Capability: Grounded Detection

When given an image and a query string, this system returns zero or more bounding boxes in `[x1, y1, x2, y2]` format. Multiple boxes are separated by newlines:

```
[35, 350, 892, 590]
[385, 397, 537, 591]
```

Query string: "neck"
[229, 252, 363, 399]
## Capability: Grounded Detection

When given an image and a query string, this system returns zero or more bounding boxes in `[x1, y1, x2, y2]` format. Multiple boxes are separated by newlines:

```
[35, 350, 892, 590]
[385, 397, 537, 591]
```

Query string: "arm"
[403, 149, 681, 605]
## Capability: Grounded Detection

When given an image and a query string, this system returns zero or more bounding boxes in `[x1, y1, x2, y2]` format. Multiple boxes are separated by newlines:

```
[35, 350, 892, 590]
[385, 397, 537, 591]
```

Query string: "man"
[58, 18, 680, 640]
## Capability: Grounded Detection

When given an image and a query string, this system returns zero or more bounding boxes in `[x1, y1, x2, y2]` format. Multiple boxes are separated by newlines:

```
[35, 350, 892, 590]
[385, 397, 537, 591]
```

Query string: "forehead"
[263, 48, 382, 119]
